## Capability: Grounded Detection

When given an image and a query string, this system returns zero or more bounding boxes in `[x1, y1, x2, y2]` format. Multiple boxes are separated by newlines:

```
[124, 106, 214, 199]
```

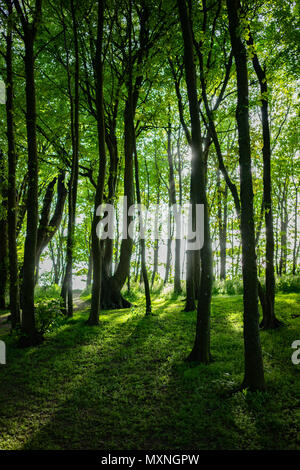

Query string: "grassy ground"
[0, 292, 299, 450]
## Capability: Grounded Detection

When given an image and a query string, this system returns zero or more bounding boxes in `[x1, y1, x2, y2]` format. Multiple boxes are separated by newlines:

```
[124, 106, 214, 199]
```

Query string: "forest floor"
[0, 292, 299, 450]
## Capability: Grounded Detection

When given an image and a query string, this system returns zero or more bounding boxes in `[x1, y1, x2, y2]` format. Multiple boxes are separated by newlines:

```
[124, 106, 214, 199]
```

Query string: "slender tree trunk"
[292, 186, 298, 275]
[61, 0, 79, 317]
[134, 145, 151, 315]
[279, 191, 288, 276]
[164, 209, 172, 285]
[151, 181, 160, 287]
[227, 0, 265, 390]
[217, 171, 228, 280]
[166, 112, 181, 293]
[248, 34, 281, 328]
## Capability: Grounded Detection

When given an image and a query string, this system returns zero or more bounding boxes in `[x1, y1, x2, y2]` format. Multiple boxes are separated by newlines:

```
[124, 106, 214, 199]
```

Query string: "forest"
[0, 0, 299, 453]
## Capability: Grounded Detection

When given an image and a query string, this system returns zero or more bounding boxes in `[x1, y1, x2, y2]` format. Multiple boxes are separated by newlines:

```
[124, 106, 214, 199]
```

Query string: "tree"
[87, 0, 107, 326]
[177, 0, 213, 363]
[226, 0, 265, 390]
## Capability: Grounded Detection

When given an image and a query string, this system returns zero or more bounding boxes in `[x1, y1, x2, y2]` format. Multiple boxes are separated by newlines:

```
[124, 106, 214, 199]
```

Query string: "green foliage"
[34, 298, 64, 335]
[276, 276, 300, 294]
[212, 276, 300, 296]
[213, 278, 244, 296]
[35, 284, 61, 301]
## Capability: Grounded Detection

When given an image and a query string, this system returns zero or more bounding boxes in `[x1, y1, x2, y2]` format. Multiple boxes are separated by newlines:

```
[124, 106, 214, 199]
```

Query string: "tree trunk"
[134, 145, 151, 315]
[247, 33, 281, 328]
[15, 1, 43, 345]
[166, 112, 182, 294]
[292, 186, 298, 275]
[279, 190, 288, 276]
[87, 0, 107, 326]
[151, 181, 160, 287]
[177, 0, 213, 363]
[0, 151, 8, 310]
[227, 0, 265, 390]
[61, 0, 79, 317]
[5, 3, 21, 326]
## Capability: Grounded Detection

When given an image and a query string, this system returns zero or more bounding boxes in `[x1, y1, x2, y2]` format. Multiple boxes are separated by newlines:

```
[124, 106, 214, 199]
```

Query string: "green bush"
[35, 297, 64, 335]
[35, 284, 61, 301]
[276, 275, 300, 293]
[213, 275, 300, 296]
[213, 278, 243, 296]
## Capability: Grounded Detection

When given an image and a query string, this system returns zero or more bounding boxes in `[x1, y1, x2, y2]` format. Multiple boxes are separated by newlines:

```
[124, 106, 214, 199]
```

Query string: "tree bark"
[14, 0, 43, 344]
[227, 0, 265, 390]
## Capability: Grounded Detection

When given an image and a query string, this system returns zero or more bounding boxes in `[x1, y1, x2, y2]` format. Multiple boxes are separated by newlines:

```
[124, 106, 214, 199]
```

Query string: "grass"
[0, 292, 299, 450]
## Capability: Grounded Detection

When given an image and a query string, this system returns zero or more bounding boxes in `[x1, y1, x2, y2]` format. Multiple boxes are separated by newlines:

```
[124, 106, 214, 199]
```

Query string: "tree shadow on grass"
[0, 294, 299, 450]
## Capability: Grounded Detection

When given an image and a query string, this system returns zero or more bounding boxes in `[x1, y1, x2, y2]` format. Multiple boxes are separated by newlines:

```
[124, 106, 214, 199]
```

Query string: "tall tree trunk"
[22, 30, 38, 338]
[166, 112, 181, 293]
[227, 0, 265, 390]
[5, 1, 20, 326]
[61, 0, 79, 317]
[87, 0, 107, 326]
[101, 1, 148, 310]
[177, 0, 213, 363]
[247, 33, 281, 328]
[14, 0, 43, 344]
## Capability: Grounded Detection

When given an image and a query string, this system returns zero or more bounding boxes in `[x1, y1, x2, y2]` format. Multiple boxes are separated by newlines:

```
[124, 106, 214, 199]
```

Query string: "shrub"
[276, 275, 300, 293]
[35, 297, 64, 335]
[35, 284, 61, 301]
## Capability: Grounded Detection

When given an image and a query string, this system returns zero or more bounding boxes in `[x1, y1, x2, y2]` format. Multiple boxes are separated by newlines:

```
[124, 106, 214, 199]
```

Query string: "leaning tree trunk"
[227, 0, 265, 390]
[35, 172, 67, 281]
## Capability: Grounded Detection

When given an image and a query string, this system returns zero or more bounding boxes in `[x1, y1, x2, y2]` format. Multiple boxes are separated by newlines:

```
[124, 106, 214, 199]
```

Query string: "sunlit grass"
[0, 292, 299, 450]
